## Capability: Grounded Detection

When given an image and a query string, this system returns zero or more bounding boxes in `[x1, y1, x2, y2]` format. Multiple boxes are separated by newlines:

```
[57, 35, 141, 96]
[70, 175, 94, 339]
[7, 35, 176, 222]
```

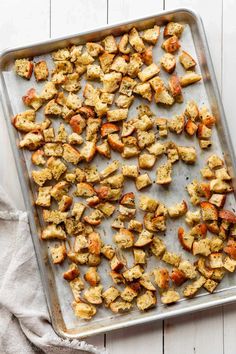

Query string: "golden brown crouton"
[114, 228, 134, 248]
[70, 277, 85, 301]
[133, 82, 152, 101]
[200, 201, 218, 221]
[133, 248, 146, 264]
[34, 61, 49, 81]
[110, 252, 126, 272]
[161, 289, 180, 305]
[168, 74, 183, 102]
[135, 173, 152, 190]
[122, 164, 139, 178]
[84, 285, 103, 305]
[72, 301, 96, 320]
[179, 260, 197, 279]
[134, 229, 153, 247]
[123, 265, 144, 282]
[86, 42, 104, 57]
[153, 268, 169, 289]
[138, 63, 160, 82]
[118, 34, 131, 54]
[127, 53, 143, 78]
[162, 251, 181, 267]
[178, 227, 194, 252]
[162, 35, 180, 53]
[129, 27, 146, 53]
[168, 114, 185, 134]
[156, 161, 172, 185]
[102, 287, 120, 307]
[99, 52, 115, 73]
[136, 290, 156, 311]
[35, 186, 52, 207]
[50, 244, 66, 264]
[164, 22, 184, 37]
[63, 263, 80, 281]
[160, 53, 176, 74]
[183, 276, 206, 297]
[150, 236, 166, 257]
[19, 130, 44, 150]
[101, 244, 115, 260]
[178, 146, 197, 164]
[168, 200, 188, 218]
[14, 58, 33, 79]
[192, 239, 211, 256]
[185, 210, 201, 226]
[41, 223, 66, 240]
[171, 268, 187, 286]
[180, 71, 202, 87]
[179, 51, 196, 70]
[32, 168, 52, 186]
[223, 256, 236, 272]
[102, 72, 122, 93]
[203, 279, 218, 293]
[84, 267, 100, 287]
[142, 25, 160, 44]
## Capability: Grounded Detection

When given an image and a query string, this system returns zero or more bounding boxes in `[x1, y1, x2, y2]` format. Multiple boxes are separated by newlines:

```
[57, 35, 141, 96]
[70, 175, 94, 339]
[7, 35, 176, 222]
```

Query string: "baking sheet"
[1, 9, 236, 338]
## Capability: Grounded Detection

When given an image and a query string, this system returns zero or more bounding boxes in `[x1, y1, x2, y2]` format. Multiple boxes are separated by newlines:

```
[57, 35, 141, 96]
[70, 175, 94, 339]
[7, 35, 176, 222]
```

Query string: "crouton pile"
[12, 21, 235, 321]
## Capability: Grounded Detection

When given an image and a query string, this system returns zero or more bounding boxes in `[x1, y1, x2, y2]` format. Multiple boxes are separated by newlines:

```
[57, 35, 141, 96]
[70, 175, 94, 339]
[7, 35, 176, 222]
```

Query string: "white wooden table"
[0, 0, 235, 353]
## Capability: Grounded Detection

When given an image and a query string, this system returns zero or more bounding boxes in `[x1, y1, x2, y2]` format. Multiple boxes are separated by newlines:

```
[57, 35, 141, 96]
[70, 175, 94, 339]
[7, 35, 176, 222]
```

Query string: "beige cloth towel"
[0, 186, 105, 354]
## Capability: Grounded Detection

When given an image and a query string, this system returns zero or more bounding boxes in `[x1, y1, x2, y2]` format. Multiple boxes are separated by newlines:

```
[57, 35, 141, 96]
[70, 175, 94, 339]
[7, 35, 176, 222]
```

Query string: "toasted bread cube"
[178, 227, 194, 252]
[149, 236, 165, 258]
[123, 265, 144, 282]
[110, 252, 126, 271]
[84, 210, 103, 226]
[50, 181, 69, 202]
[71, 202, 86, 221]
[179, 51, 196, 70]
[86, 42, 104, 57]
[139, 195, 158, 212]
[84, 285, 103, 305]
[100, 92, 115, 105]
[74, 235, 88, 252]
[192, 239, 211, 256]
[41, 223, 66, 240]
[168, 74, 183, 102]
[138, 153, 156, 169]
[210, 179, 232, 193]
[178, 260, 197, 280]
[102, 72, 122, 93]
[168, 114, 185, 134]
[134, 229, 153, 247]
[114, 228, 134, 248]
[34, 61, 49, 81]
[47, 157, 67, 180]
[129, 27, 146, 53]
[154, 87, 174, 106]
[122, 165, 139, 178]
[209, 194, 226, 208]
[162, 35, 180, 53]
[155, 118, 168, 138]
[12, 109, 38, 133]
[160, 53, 176, 74]
[100, 160, 119, 179]
[118, 76, 136, 97]
[127, 53, 143, 78]
[115, 94, 134, 109]
[224, 256, 236, 272]
[135, 173, 152, 190]
[200, 166, 215, 179]
[84, 267, 100, 287]
[43, 127, 55, 143]
[162, 252, 181, 267]
[110, 56, 128, 75]
[137, 130, 155, 149]
[133, 114, 153, 131]
[197, 124, 212, 140]
[153, 268, 169, 289]
[120, 286, 138, 302]
[142, 45, 153, 66]
[107, 108, 128, 122]
[72, 301, 96, 320]
[142, 25, 160, 44]
[133, 82, 152, 101]
[183, 276, 206, 297]
[70, 277, 85, 301]
[185, 119, 198, 136]
[164, 22, 184, 37]
[102, 35, 117, 53]
[128, 220, 142, 233]
[180, 71, 202, 87]
[52, 48, 71, 61]
[102, 287, 120, 307]
[19, 130, 44, 151]
[215, 167, 231, 181]
[185, 100, 199, 121]
[136, 290, 156, 311]
[168, 200, 188, 218]
[14, 58, 33, 79]
[146, 143, 165, 157]
[98, 51, 115, 73]
[110, 271, 125, 284]
[133, 248, 146, 265]
[62, 143, 81, 164]
[200, 201, 218, 221]
[63, 263, 80, 281]
[86, 64, 103, 81]
[185, 210, 201, 226]
[203, 279, 218, 293]
[32, 168, 52, 186]
[161, 289, 180, 305]
[212, 268, 225, 281]
[199, 139, 212, 149]
[224, 238, 236, 260]
[109, 301, 132, 313]
[76, 182, 96, 198]
[101, 174, 124, 188]
[50, 244, 66, 264]
[35, 186, 52, 207]
[178, 146, 197, 164]
[156, 161, 172, 185]
[209, 253, 223, 268]
[118, 33, 131, 54]
[101, 244, 115, 260]
[31, 149, 46, 166]
[138, 63, 160, 82]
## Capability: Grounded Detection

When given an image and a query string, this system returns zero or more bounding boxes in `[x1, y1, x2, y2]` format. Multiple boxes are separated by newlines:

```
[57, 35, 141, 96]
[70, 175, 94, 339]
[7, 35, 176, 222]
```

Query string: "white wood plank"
[50, 1, 107, 349]
[222, 2, 236, 353]
[165, 0, 223, 89]
[51, 0, 107, 37]
[0, 0, 50, 210]
[164, 309, 224, 354]
[106, 1, 164, 353]
[164, 1, 224, 354]
[108, 0, 164, 23]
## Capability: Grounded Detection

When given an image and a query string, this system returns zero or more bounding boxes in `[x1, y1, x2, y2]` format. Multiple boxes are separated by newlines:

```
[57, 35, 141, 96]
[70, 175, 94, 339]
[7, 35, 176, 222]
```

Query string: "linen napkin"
[0, 185, 106, 354]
